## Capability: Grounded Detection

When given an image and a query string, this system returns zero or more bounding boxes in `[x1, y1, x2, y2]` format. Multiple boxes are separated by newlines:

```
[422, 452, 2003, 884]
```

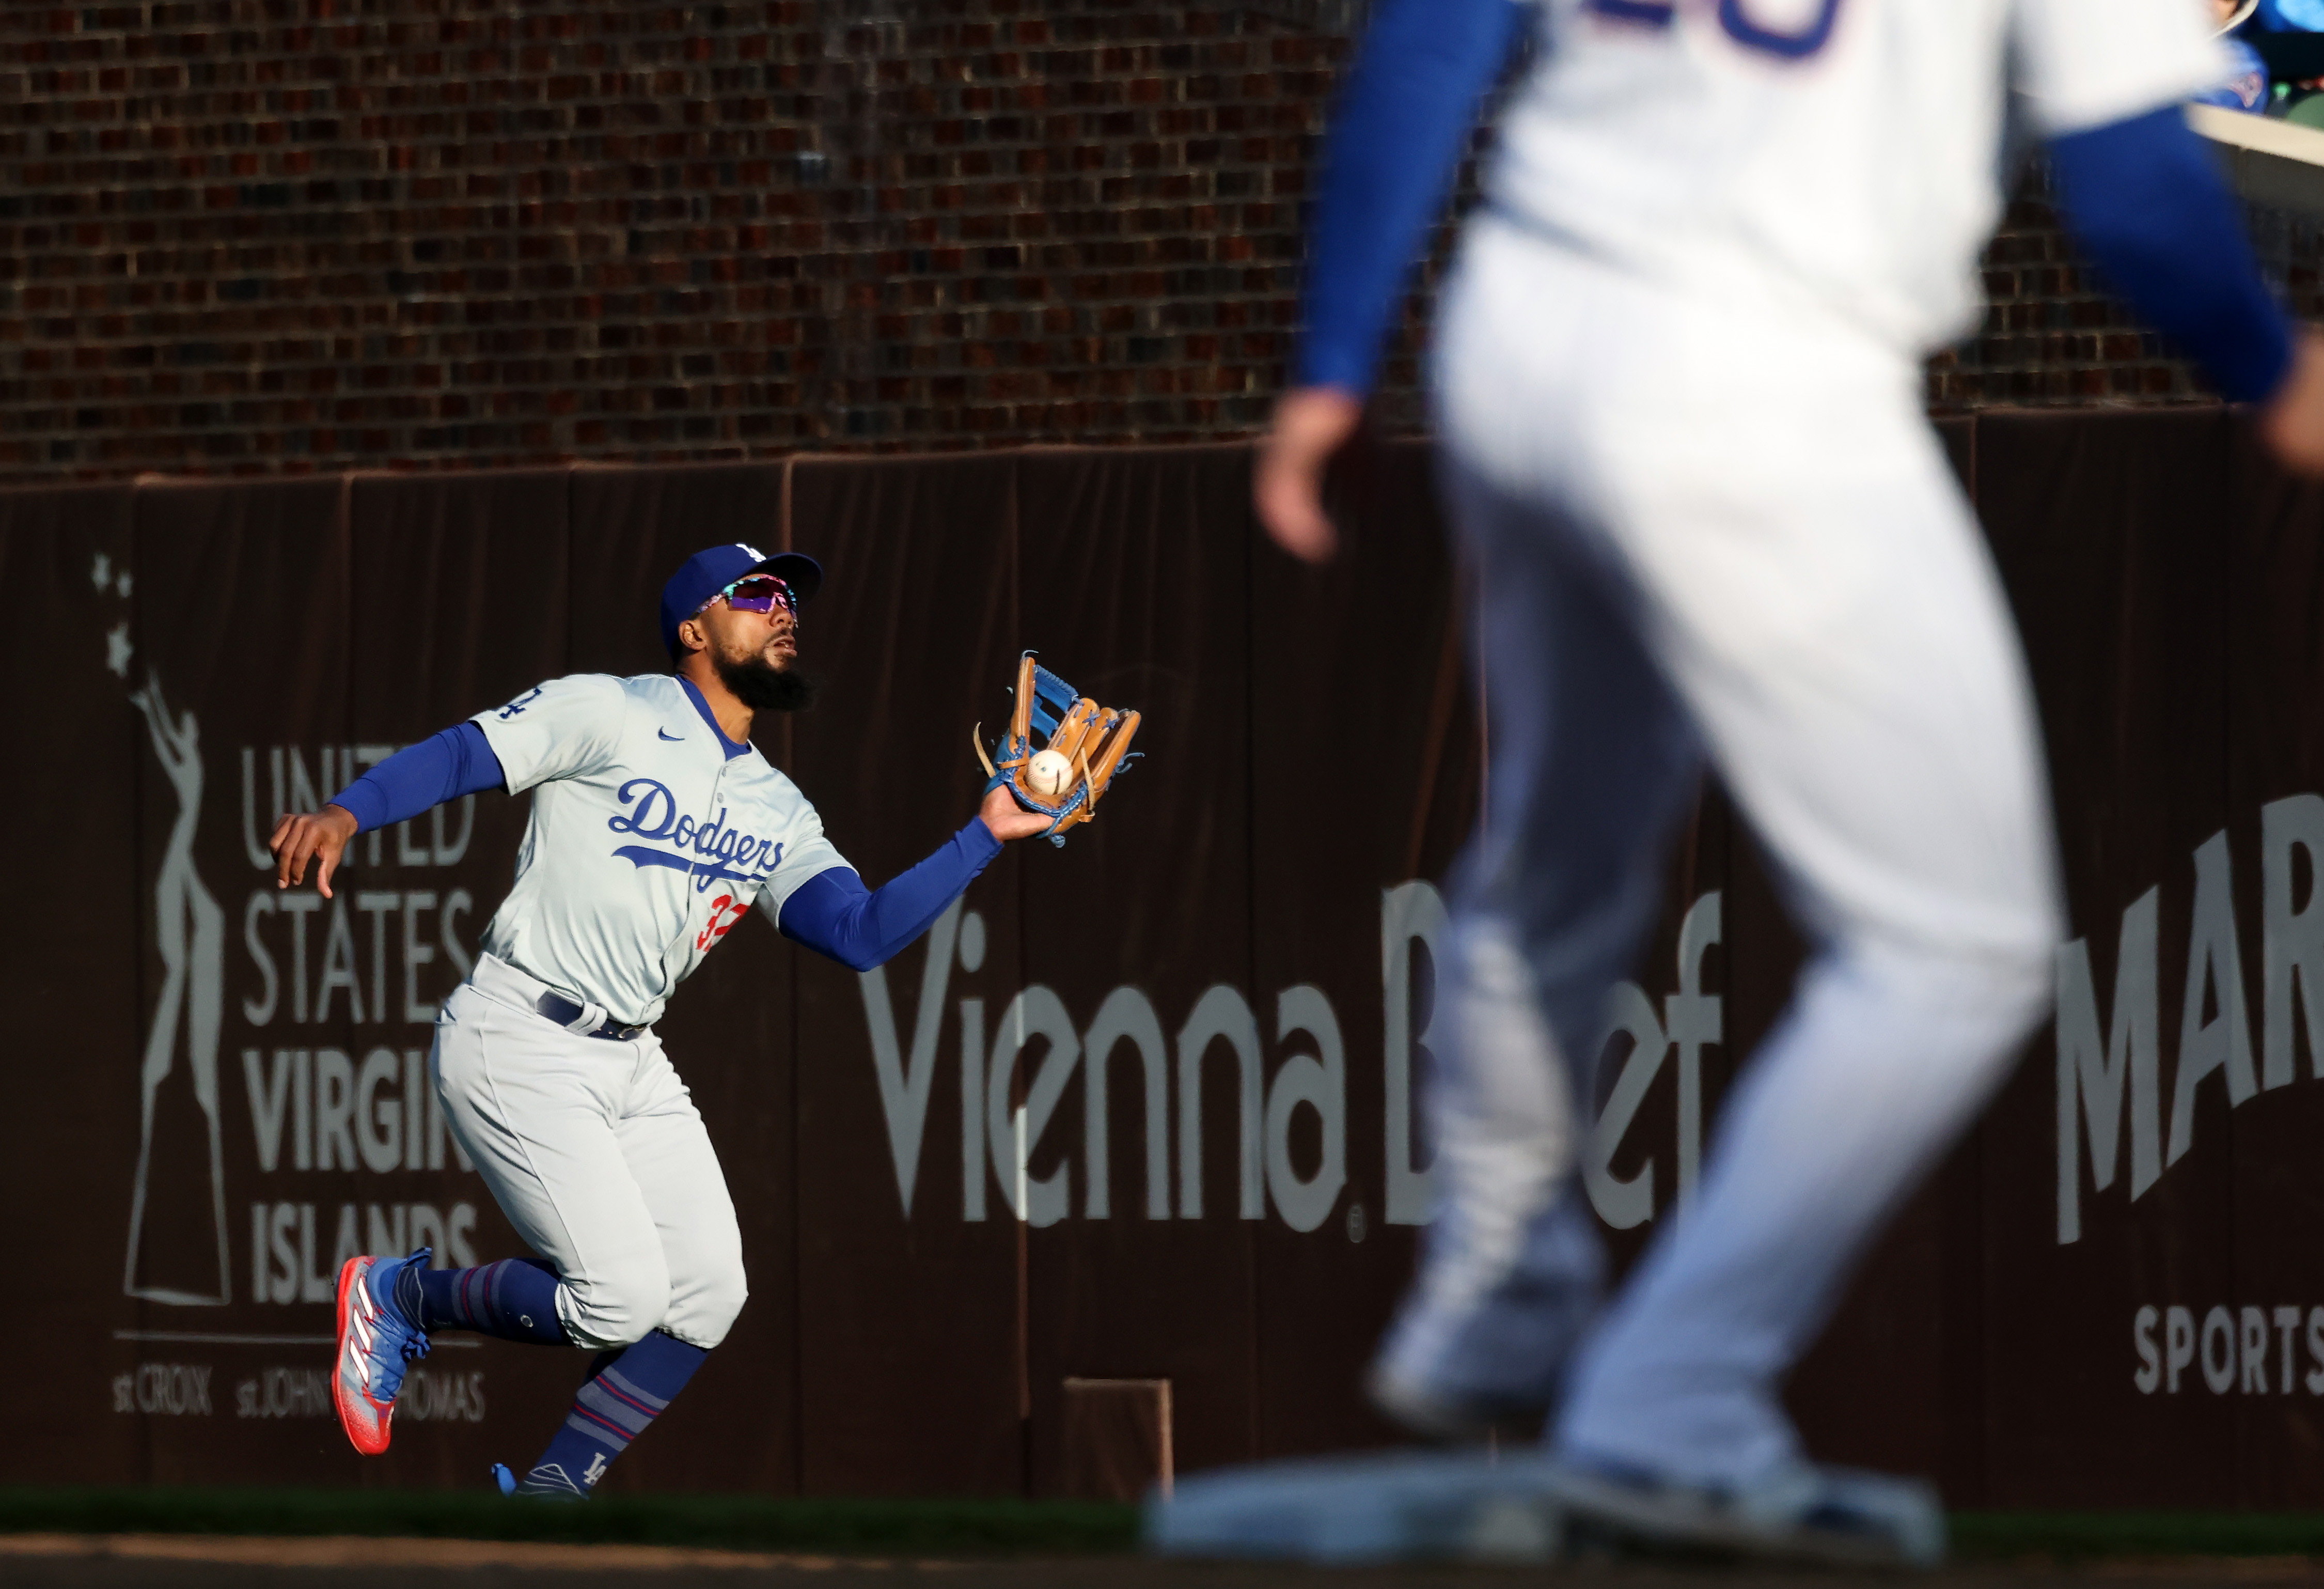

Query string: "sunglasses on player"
[695, 574, 797, 621]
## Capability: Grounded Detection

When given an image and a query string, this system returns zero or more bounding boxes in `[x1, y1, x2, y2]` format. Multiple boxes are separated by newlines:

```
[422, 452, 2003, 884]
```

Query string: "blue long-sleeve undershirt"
[328, 721, 505, 832]
[1296, 0, 1528, 395]
[2049, 106, 2293, 403]
[778, 820, 1003, 973]
[328, 719, 999, 974]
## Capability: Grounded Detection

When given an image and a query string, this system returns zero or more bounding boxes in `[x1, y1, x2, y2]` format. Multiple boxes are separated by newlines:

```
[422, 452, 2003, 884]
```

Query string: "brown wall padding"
[6, 484, 139, 1483]
[5, 412, 2319, 1506]
[782, 453, 1027, 1496]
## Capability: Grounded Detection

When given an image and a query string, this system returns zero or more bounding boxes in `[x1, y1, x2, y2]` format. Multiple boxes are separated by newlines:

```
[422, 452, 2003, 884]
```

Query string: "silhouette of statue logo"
[104, 548, 233, 1306]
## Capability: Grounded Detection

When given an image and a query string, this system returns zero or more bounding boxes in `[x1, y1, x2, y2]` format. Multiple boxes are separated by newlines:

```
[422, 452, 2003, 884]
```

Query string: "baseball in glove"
[973, 651, 1141, 845]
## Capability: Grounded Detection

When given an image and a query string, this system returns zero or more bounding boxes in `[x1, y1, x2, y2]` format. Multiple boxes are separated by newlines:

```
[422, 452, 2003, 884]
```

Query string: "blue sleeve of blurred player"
[1294, 0, 1530, 395]
[2192, 40, 2269, 112]
[328, 722, 506, 832]
[778, 819, 1003, 973]
[2049, 105, 2293, 403]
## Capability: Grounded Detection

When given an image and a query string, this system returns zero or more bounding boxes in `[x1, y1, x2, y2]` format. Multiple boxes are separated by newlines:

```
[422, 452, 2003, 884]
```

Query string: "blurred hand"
[2260, 327, 2324, 478]
[1256, 386, 1364, 564]
[272, 804, 359, 898]
[980, 781, 1058, 844]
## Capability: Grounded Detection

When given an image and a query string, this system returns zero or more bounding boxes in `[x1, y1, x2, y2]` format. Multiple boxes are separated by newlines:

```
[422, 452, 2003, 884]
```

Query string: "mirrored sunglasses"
[699, 574, 796, 619]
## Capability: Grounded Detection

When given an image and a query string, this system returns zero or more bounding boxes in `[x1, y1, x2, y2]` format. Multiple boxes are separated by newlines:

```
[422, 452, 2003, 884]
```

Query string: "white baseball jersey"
[472, 673, 847, 1027]
[1490, 0, 2222, 354]
[1396, 0, 2225, 1505]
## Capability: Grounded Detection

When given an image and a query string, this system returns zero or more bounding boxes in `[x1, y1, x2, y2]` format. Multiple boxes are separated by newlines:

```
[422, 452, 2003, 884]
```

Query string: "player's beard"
[715, 646, 820, 713]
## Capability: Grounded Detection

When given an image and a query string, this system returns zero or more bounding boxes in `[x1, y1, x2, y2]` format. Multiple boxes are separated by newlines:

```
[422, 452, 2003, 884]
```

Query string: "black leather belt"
[534, 990, 648, 1042]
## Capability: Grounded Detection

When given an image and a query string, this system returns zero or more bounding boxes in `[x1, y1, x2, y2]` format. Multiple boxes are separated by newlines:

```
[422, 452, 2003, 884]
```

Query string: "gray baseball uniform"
[435, 671, 848, 1348]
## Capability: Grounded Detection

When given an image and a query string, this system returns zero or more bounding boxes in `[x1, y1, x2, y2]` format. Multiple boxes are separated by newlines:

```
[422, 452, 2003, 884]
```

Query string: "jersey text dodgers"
[473, 673, 846, 1026]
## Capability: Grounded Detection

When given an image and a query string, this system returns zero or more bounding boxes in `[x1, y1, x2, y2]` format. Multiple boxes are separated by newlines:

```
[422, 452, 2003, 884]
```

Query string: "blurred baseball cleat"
[331, 1249, 432, 1456]
[1366, 1360, 1552, 1444]
[1144, 1448, 1565, 1564]
[1364, 1194, 1602, 1443]
[1546, 1456, 1946, 1569]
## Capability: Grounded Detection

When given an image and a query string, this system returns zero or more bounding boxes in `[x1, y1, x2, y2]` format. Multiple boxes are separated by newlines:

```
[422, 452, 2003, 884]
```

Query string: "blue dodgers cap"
[659, 542, 823, 657]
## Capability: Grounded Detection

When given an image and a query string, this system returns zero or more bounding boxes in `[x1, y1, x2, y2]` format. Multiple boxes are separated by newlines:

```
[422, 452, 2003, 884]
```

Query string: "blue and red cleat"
[332, 1248, 433, 1455]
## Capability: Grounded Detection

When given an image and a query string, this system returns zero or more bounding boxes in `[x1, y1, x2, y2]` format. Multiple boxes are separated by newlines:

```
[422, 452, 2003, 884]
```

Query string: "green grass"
[0, 1486, 1141, 1555]
[6, 1488, 2324, 1562]
[1952, 1510, 2324, 1562]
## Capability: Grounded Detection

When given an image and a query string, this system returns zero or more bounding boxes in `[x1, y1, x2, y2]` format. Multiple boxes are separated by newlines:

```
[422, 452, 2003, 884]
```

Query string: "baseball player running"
[270, 545, 1055, 1497]
[1157, 0, 2324, 1566]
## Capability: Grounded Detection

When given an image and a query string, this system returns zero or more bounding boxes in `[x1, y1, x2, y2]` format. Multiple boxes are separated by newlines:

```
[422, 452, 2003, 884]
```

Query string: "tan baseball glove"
[973, 651, 1141, 845]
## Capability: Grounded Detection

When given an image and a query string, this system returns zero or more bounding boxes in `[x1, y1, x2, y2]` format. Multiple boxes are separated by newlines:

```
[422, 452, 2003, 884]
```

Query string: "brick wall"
[1930, 169, 2324, 409]
[0, 0, 1375, 477]
[0, 3, 2307, 482]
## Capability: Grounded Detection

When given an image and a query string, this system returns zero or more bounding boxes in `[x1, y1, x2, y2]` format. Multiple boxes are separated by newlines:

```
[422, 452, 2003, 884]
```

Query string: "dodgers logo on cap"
[659, 544, 825, 658]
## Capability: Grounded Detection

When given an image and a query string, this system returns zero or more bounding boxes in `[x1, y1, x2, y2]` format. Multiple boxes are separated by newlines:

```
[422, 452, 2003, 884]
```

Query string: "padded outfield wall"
[5, 410, 2324, 1508]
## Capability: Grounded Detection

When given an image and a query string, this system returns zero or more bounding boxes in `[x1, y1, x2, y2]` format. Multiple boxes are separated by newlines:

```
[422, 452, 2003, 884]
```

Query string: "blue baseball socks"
[384, 1253, 708, 1498]
[394, 1255, 570, 1346]
[498, 1331, 711, 1497]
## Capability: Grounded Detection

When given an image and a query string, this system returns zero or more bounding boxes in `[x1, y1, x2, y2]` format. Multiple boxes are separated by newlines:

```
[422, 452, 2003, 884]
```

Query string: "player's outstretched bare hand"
[979, 781, 1058, 844]
[1257, 386, 1364, 564]
[271, 804, 359, 898]
[2262, 326, 2324, 479]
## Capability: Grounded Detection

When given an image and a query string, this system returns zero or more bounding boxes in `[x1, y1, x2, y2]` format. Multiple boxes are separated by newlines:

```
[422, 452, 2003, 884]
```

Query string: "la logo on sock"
[583, 1453, 608, 1488]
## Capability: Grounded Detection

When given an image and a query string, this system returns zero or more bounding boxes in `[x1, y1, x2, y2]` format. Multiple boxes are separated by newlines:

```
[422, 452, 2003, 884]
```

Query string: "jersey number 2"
[1585, 0, 1844, 61]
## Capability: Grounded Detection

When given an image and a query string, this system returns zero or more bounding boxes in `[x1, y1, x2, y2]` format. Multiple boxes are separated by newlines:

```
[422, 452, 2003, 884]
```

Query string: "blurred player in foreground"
[1153, 0, 2324, 1567]
[270, 547, 1055, 1496]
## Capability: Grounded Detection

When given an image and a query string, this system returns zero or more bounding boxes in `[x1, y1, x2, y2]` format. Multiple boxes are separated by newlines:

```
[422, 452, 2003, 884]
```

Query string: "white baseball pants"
[1408, 215, 2063, 1487]
[431, 953, 748, 1350]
